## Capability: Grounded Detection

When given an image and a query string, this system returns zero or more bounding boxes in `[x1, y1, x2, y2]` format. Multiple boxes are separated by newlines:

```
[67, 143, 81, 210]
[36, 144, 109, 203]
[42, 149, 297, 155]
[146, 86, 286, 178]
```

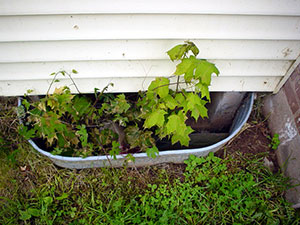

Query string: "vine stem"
[92, 83, 113, 108]
[46, 72, 59, 96]
[46, 71, 81, 96]
[176, 76, 180, 93]
[65, 71, 81, 94]
[151, 81, 187, 91]
[151, 81, 198, 94]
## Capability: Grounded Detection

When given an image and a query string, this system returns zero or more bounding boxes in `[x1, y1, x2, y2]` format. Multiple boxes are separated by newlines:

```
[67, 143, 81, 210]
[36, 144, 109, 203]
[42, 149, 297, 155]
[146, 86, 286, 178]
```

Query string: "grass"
[0, 96, 300, 224]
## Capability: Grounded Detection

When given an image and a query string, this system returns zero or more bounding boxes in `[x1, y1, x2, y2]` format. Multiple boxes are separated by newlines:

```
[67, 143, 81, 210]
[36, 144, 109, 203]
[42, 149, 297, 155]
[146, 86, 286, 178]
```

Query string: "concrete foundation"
[263, 63, 300, 206]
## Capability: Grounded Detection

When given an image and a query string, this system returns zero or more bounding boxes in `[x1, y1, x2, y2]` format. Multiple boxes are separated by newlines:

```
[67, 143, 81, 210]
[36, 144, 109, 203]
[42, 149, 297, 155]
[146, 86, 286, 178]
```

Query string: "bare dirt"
[216, 94, 279, 172]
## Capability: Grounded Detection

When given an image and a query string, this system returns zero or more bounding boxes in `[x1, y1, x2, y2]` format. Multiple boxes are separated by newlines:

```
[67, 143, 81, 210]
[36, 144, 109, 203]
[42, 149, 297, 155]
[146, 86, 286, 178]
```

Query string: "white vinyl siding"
[1, 0, 300, 16]
[0, 0, 300, 96]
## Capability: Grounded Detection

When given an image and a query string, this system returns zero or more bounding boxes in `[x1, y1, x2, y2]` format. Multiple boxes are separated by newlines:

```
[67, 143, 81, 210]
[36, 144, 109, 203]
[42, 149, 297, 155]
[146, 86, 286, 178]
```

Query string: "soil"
[215, 97, 279, 172]
[221, 120, 274, 159]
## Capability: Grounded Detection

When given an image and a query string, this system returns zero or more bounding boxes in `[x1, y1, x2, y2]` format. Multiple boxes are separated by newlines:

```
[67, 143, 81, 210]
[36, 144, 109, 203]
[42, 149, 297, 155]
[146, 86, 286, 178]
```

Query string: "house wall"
[0, 0, 300, 96]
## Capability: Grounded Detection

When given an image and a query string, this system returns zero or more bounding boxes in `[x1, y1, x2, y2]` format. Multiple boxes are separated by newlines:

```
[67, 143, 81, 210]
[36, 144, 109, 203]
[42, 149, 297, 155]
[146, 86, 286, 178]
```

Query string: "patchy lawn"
[0, 95, 299, 224]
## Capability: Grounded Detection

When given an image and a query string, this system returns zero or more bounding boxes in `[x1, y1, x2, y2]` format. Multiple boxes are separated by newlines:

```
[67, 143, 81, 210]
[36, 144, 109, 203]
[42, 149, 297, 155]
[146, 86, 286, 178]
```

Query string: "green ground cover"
[0, 97, 299, 224]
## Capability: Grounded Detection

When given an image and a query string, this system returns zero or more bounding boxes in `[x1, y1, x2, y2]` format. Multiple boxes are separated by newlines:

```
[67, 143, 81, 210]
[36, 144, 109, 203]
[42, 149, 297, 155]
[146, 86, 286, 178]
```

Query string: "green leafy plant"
[19, 41, 219, 159]
[2, 150, 298, 224]
[268, 133, 280, 150]
[138, 41, 219, 147]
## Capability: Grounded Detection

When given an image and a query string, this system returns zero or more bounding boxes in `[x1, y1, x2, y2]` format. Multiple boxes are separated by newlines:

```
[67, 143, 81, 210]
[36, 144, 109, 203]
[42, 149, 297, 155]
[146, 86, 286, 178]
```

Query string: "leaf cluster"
[19, 41, 219, 159]
[139, 41, 219, 147]
[268, 133, 280, 150]
[20, 85, 156, 158]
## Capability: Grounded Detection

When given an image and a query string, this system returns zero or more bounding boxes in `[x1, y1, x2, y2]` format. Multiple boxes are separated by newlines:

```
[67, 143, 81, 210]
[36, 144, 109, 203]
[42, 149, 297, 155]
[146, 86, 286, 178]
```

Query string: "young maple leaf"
[144, 109, 167, 128]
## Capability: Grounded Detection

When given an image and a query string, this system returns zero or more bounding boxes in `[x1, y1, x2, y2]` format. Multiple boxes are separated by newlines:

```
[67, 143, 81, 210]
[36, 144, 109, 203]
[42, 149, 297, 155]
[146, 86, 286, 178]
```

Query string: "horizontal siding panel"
[1, 0, 300, 16]
[211, 76, 281, 92]
[1, 40, 300, 62]
[1, 14, 300, 42]
[0, 2, 299, 95]
[0, 76, 281, 96]
[0, 60, 292, 81]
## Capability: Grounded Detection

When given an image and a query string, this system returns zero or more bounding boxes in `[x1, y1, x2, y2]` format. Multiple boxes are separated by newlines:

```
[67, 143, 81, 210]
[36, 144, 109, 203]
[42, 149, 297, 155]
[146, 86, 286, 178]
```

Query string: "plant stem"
[176, 76, 180, 93]
[46, 73, 58, 96]
[46, 71, 81, 95]
[152, 81, 187, 91]
[151, 81, 197, 93]
[92, 83, 113, 108]
[65, 71, 81, 94]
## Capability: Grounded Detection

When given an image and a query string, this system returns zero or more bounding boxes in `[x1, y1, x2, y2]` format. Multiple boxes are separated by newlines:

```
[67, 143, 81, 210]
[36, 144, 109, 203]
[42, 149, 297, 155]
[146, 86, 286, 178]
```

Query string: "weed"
[19, 41, 219, 159]
[1, 145, 299, 224]
[268, 133, 280, 150]
[251, 93, 269, 124]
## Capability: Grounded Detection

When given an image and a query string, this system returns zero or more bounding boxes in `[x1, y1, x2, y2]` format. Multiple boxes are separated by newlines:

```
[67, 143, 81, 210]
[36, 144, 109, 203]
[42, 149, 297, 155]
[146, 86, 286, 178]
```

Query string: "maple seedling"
[19, 41, 219, 159]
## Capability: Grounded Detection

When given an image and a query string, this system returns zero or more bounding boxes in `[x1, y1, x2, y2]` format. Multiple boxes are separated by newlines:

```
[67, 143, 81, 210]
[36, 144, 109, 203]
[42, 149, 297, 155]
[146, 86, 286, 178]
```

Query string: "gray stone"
[292, 203, 300, 209]
[263, 91, 300, 205]
[263, 157, 275, 172]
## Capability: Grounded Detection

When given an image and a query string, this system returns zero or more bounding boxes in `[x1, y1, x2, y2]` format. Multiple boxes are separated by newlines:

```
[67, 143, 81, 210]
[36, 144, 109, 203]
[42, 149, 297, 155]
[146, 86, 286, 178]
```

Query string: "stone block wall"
[263, 63, 300, 207]
[284, 65, 300, 133]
